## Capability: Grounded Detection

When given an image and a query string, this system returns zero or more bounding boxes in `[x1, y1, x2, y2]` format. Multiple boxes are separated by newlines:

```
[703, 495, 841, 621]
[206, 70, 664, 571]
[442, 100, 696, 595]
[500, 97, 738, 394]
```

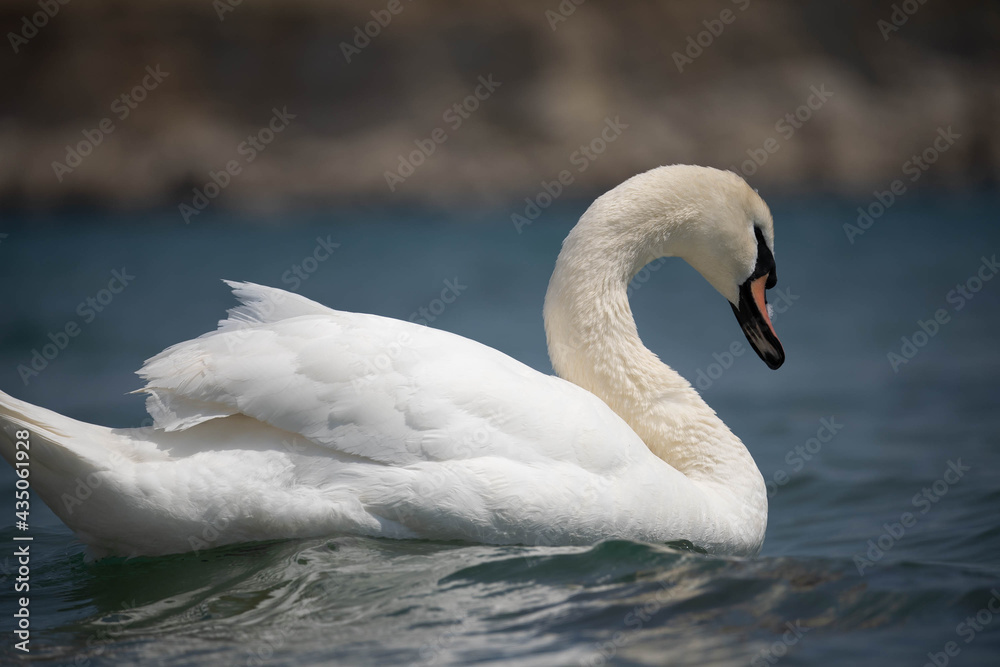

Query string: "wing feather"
[136, 282, 647, 474]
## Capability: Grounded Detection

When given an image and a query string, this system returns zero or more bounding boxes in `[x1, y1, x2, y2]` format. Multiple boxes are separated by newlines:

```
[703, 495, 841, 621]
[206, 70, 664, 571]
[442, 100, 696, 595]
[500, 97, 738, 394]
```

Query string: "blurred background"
[1, 0, 998, 215]
[2, 2, 1000, 666]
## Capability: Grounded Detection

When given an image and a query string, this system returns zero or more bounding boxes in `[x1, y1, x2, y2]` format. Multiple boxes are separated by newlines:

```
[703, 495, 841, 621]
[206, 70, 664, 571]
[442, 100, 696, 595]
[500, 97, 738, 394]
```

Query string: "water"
[1, 193, 999, 665]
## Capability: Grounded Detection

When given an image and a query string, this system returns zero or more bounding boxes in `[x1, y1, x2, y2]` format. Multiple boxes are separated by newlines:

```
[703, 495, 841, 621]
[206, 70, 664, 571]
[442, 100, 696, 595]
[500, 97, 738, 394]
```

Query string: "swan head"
[655, 166, 785, 370]
[550, 164, 784, 370]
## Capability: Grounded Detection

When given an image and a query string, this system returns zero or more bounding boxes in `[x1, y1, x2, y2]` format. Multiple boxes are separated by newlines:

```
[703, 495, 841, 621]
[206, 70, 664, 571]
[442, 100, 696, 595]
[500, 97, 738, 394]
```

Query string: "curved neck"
[542, 210, 767, 538]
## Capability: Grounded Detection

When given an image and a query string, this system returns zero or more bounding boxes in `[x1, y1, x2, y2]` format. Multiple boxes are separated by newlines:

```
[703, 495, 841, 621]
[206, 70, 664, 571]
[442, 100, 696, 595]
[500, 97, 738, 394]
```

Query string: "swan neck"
[543, 226, 702, 431]
[543, 212, 767, 528]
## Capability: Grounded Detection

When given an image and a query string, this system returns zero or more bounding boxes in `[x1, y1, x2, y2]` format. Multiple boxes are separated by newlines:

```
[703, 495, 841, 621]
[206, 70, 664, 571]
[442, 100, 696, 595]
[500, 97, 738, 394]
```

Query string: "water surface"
[1, 194, 999, 665]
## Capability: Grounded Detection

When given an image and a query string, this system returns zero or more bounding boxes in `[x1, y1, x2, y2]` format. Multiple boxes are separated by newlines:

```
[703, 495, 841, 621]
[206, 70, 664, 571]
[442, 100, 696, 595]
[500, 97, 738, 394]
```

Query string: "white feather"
[0, 165, 778, 558]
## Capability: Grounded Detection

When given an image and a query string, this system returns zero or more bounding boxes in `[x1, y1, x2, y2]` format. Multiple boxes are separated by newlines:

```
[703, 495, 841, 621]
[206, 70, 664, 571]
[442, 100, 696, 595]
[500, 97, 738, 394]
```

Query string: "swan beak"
[731, 273, 785, 369]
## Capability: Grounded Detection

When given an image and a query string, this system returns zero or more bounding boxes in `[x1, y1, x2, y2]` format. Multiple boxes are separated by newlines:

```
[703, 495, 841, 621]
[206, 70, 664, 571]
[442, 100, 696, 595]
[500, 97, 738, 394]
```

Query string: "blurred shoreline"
[2, 0, 998, 214]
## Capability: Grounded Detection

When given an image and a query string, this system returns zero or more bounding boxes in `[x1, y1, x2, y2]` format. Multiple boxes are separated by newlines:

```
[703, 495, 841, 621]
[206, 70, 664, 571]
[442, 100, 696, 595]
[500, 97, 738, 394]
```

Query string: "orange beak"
[731, 272, 784, 369]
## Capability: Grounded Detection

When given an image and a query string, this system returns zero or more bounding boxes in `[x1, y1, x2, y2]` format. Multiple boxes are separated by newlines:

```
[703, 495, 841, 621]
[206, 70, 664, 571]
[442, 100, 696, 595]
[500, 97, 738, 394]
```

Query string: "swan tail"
[0, 390, 144, 556]
[0, 389, 117, 474]
[0, 389, 378, 558]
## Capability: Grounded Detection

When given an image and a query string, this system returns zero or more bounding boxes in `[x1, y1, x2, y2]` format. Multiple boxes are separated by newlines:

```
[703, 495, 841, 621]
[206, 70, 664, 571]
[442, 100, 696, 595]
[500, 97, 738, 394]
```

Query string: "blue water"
[1, 193, 999, 665]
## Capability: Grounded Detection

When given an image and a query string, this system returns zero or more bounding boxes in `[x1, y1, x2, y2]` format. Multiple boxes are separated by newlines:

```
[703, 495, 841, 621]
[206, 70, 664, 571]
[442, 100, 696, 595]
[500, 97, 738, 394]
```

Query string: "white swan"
[0, 165, 784, 559]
